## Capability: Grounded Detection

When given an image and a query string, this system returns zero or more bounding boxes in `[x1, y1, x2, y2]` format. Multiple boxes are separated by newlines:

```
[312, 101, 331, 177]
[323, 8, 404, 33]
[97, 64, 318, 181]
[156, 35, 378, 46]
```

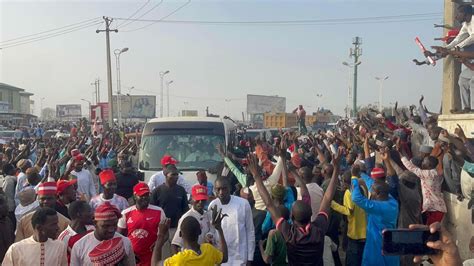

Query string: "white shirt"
[14, 172, 27, 206]
[58, 225, 96, 252]
[172, 207, 215, 248]
[14, 201, 39, 225]
[208, 196, 255, 266]
[89, 193, 129, 212]
[297, 183, 324, 222]
[147, 170, 191, 193]
[3, 236, 68, 266]
[71, 169, 97, 201]
[249, 156, 284, 210]
[70, 232, 136, 266]
[446, 15, 474, 49]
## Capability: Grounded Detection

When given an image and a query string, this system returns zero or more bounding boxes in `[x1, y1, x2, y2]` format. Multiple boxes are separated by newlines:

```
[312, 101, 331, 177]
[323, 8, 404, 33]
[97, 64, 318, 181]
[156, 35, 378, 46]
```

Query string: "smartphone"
[382, 229, 440, 256]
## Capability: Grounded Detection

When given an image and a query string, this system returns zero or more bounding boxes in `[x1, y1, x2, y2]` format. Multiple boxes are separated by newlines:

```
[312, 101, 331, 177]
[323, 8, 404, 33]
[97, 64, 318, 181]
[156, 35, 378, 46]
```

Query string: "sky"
[0, 0, 445, 119]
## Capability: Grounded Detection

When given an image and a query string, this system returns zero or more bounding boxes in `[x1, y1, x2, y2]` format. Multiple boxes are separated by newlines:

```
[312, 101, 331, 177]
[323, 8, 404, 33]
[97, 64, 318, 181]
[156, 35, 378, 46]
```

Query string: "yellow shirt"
[164, 243, 223, 266]
[330, 188, 367, 240]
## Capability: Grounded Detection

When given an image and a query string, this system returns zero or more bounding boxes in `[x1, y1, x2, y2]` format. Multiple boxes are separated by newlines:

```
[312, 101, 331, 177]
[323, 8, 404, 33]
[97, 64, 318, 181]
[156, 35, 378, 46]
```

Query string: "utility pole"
[91, 78, 101, 104]
[97, 17, 117, 127]
[349, 37, 362, 117]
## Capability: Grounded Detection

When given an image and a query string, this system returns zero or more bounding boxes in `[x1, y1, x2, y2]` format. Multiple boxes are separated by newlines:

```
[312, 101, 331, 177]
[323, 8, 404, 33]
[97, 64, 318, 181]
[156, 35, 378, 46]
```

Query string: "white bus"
[138, 117, 237, 185]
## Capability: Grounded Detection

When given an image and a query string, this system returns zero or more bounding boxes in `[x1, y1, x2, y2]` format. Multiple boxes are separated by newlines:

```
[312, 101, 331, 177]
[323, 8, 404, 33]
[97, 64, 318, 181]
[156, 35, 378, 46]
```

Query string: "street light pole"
[114, 47, 128, 127]
[40, 97, 45, 120]
[375, 76, 389, 112]
[343, 61, 361, 117]
[166, 80, 173, 117]
[159, 70, 170, 118]
[81, 99, 92, 120]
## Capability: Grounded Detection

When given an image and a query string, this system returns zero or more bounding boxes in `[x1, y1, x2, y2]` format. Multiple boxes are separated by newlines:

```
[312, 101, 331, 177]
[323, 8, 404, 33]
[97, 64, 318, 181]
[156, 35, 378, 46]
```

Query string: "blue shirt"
[352, 179, 399, 266]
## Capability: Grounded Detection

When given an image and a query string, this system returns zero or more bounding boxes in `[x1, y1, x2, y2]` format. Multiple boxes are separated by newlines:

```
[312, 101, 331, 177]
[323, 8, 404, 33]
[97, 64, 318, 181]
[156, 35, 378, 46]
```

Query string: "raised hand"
[157, 218, 171, 242]
[247, 153, 261, 180]
[210, 205, 228, 231]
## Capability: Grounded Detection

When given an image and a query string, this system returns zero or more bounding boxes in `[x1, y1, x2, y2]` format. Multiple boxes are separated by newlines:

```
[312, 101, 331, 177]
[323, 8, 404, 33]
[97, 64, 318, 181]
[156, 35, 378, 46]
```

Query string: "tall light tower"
[166, 80, 173, 117]
[114, 47, 128, 126]
[349, 37, 362, 117]
[159, 70, 170, 117]
[375, 76, 389, 112]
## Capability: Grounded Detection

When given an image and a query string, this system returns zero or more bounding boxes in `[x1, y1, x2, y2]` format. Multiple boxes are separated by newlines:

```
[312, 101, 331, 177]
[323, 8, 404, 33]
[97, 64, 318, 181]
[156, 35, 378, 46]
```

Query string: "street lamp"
[375, 76, 389, 112]
[343, 61, 362, 117]
[166, 80, 173, 117]
[80, 98, 92, 120]
[114, 47, 129, 126]
[316, 93, 323, 111]
[159, 70, 170, 117]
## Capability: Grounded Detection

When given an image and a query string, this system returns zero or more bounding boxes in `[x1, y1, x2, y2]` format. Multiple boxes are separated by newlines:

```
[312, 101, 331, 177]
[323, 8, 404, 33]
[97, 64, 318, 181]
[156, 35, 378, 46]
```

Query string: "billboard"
[112, 95, 156, 119]
[90, 103, 109, 121]
[246, 94, 286, 114]
[56, 104, 81, 118]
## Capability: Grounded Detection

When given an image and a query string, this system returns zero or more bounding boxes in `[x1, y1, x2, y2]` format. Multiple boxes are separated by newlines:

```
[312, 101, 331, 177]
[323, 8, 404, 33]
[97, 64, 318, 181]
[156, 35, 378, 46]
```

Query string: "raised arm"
[319, 147, 342, 214]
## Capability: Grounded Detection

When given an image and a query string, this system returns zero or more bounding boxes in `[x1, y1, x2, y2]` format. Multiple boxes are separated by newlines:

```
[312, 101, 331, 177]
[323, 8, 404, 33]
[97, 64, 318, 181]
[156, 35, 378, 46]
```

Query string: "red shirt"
[118, 205, 167, 266]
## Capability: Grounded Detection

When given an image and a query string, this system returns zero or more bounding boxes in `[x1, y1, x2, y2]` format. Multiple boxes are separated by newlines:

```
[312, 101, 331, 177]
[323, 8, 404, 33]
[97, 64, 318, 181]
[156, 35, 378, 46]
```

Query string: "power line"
[116, 0, 152, 28]
[0, 17, 101, 44]
[121, 0, 192, 32]
[0, 21, 103, 49]
[118, 0, 164, 30]
[113, 12, 441, 26]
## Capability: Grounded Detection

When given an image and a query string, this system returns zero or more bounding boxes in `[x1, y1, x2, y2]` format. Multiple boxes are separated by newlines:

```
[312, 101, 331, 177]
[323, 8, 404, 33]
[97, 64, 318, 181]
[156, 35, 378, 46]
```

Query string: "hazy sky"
[1, 0, 445, 119]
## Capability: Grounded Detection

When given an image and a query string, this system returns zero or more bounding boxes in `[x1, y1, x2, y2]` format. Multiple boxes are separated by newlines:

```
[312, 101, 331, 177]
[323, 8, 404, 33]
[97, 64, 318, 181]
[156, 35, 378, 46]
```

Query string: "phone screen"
[382, 229, 440, 255]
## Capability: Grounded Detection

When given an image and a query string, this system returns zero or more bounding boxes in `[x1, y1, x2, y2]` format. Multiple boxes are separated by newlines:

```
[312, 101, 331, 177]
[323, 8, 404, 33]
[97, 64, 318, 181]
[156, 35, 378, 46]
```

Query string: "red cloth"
[160, 155, 178, 167]
[88, 237, 125, 265]
[370, 168, 385, 179]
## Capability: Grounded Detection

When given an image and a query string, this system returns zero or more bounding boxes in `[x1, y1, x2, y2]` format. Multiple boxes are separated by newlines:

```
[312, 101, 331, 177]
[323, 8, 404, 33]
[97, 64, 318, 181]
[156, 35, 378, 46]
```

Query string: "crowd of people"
[0, 96, 473, 266]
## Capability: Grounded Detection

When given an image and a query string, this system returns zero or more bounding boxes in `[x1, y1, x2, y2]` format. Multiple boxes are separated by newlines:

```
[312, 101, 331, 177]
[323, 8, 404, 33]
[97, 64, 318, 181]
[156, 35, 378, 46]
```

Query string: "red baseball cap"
[161, 155, 178, 167]
[56, 179, 77, 195]
[191, 185, 208, 201]
[74, 154, 85, 162]
[133, 182, 150, 196]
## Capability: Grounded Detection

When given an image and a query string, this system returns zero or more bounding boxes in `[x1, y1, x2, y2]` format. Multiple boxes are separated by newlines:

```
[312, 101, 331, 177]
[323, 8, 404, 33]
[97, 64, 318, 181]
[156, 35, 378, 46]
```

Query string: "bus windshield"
[139, 133, 225, 171]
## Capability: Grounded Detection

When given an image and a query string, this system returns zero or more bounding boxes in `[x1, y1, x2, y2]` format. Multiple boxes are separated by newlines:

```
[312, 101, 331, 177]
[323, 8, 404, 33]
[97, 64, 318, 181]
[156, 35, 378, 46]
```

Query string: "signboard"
[181, 110, 198, 117]
[112, 95, 156, 119]
[56, 104, 81, 118]
[90, 103, 109, 121]
[246, 94, 286, 114]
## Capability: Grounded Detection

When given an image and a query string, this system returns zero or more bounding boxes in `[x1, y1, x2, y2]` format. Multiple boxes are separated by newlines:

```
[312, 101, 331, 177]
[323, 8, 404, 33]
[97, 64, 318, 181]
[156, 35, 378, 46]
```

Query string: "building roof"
[0, 83, 25, 92]
[19, 91, 34, 96]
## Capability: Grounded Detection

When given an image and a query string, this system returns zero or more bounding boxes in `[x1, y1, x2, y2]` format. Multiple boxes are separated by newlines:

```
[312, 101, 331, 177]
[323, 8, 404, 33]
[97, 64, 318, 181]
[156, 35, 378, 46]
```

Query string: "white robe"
[2, 236, 67, 266]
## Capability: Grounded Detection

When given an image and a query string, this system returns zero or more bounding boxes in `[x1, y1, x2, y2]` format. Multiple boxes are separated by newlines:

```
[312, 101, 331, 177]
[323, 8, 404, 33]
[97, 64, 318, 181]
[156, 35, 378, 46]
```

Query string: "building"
[0, 83, 36, 124]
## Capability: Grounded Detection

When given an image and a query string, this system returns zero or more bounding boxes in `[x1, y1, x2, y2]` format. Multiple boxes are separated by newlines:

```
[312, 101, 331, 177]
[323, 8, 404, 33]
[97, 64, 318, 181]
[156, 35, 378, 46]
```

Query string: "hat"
[438, 135, 450, 144]
[25, 167, 38, 176]
[71, 149, 80, 157]
[74, 154, 85, 162]
[99, 169, 116, 185]
[419, 145, 433, 154]
[89, 237, 125, 266]
[191, 185, 208, 201]
[133, 182, 150, 197]
[56, 179, 77, 195]
[94, 201, 121, 221]
[375, 114, 384, 119]
[37, 182, 57, 196]
[161, 155, 178, 167]
[370, 167, 386, 179]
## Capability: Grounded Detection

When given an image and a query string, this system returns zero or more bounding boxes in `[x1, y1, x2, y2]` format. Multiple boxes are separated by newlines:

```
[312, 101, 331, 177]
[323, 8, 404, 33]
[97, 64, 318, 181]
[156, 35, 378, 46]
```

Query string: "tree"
[41, 107, 55, 120]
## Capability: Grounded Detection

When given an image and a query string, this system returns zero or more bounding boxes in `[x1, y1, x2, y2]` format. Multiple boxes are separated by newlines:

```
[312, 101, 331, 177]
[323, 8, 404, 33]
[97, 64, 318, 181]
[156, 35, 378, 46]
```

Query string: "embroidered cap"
[94, 201, 121, 221]
[37, 182, 57, 196]
[370, 167, 386, 179]
[89, 237, 125, 266]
